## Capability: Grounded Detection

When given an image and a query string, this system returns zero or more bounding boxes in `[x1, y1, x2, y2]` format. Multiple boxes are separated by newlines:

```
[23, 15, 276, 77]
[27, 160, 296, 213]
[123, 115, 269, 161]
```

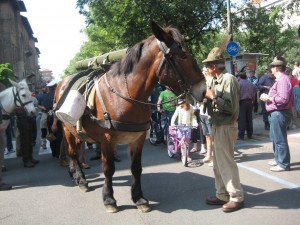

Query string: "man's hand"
[260, 93, 271, 102]
[205, 89, 215, 100]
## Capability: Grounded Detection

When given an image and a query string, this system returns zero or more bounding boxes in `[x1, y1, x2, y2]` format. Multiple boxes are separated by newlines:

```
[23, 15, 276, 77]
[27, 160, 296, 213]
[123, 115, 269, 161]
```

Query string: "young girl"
[171, 99, 198, 155]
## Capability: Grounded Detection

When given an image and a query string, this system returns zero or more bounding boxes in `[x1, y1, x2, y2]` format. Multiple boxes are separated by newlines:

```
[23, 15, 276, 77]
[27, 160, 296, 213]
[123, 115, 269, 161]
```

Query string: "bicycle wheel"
[167, 136, 176, 158]
[163, 121, 169, 145]
[149, 121, 158, 145]
[181, 143, 188, 166]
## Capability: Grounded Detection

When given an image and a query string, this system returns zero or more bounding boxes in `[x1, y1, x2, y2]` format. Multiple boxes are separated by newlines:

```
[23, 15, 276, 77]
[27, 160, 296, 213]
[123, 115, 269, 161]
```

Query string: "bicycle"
[149, 110, 172, 145]
[167, 125, 194, 167]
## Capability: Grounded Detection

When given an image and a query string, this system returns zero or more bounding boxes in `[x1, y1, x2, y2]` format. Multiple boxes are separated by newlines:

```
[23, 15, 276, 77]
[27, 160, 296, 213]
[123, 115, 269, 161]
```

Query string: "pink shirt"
[266, 73, 294, 112]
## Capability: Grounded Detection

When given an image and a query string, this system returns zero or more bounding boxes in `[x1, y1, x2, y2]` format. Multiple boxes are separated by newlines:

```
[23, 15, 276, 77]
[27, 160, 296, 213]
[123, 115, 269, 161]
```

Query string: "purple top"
[266, 73, 294, 112]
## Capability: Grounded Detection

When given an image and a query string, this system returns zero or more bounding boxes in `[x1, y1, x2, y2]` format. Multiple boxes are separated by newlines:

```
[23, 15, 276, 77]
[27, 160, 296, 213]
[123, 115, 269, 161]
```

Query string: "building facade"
[0, 0, 40, 91]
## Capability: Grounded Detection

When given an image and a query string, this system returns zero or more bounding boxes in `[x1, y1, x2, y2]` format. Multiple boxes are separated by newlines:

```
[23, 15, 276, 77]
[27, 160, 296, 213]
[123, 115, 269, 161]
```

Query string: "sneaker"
[200, 148, 207, 155]
[190, 148, 198, 153]
[268, 160, 277, 166]
[270, 165, 290, 172]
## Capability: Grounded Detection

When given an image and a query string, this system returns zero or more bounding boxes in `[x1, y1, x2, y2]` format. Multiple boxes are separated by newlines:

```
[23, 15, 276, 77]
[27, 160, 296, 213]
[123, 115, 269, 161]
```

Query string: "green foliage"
[63, 0, 300, 77]
[233, 3, 300, 75]
[0, 63, 14, 87]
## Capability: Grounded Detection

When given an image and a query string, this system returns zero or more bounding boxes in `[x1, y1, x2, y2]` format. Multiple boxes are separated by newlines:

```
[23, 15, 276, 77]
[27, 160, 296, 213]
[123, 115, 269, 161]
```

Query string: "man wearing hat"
[236, 69, 256, 140]
[260, 56, 293, 172]
[203, 47, 244, 212]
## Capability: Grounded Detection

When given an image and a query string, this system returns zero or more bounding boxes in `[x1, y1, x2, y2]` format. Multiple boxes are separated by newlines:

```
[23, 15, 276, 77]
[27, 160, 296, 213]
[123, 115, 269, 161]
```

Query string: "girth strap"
[96, 119, 150, 132]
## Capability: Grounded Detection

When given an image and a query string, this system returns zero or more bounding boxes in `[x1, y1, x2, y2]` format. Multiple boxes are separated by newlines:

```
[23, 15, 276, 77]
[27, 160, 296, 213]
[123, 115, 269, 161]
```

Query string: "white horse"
[0, 79, 36, 189]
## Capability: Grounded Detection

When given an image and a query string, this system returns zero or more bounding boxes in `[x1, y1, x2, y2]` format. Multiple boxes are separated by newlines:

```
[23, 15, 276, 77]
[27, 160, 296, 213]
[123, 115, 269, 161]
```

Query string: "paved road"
[1, 114, 300, 225]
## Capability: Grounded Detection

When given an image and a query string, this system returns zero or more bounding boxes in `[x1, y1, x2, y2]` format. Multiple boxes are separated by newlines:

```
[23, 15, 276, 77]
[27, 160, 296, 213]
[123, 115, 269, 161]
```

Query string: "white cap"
[47, 79, 57, 87]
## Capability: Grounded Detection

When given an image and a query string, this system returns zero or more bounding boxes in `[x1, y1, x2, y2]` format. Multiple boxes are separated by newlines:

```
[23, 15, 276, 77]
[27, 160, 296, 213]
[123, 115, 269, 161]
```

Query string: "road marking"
[238, 163, 300, 192]
[235, 141, 300, 192]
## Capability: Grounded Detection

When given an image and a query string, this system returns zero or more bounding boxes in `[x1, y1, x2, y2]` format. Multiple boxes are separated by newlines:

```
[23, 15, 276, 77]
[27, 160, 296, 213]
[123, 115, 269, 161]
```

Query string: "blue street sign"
[226, 41, 240, 56]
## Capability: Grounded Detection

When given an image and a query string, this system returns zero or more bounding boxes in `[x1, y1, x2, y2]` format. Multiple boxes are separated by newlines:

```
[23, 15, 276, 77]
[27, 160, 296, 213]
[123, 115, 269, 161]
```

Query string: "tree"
[0, 63, 14, 87]
[64, 0, 300, 76]
[232, 2, 300, 74]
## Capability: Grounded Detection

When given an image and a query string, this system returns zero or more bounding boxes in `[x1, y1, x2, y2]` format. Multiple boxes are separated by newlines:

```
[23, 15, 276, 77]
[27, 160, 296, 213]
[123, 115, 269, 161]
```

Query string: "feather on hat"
[202, 35, 231, 63]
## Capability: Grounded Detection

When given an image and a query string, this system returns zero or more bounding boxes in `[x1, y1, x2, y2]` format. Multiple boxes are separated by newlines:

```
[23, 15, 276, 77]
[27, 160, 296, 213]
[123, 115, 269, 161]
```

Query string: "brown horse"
[54, 21, 206, 213]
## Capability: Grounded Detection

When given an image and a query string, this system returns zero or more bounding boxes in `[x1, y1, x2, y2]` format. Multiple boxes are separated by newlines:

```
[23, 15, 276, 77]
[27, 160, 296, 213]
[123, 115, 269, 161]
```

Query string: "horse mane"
[109, 26, 186, 76]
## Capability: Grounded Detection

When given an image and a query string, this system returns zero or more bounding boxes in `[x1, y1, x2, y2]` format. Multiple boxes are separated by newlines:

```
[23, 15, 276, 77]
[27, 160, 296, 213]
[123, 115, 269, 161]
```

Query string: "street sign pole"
[227, 0, 235, 75]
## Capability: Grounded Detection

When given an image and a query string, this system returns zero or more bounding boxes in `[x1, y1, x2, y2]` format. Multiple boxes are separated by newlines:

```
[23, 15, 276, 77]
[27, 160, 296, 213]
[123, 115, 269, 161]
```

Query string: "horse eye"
[22, 94, 26, 97]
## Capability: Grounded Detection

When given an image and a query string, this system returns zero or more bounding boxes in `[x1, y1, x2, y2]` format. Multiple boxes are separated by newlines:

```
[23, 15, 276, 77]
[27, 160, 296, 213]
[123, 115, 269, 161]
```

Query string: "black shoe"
[206, 196, 228, 205]
[24, 161, 35, 168]
[114, 155, 121, 162]
[248, 135, 253, 139]
[0, 183, 12, 191]
[1, 165, 7, 172]
[90, 155, 101, 161]
[31, 159, 40, 164]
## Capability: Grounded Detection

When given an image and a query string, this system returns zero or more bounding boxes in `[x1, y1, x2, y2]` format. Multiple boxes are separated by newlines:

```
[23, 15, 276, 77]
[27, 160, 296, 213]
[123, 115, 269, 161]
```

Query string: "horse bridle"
[12, 87, 33, 108]
[0, 87, 33, 120]
[155, 39, 191, 95]
[102, 39, 194, 108]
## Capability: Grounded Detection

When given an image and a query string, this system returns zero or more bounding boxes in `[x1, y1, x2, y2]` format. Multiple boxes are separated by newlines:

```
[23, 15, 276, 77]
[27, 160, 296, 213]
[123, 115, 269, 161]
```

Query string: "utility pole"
[227, 0, 235, 75]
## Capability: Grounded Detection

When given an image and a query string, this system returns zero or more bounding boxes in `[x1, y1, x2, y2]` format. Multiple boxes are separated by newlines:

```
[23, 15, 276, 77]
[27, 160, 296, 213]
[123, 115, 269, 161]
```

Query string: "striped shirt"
[266, 73, 294, 112]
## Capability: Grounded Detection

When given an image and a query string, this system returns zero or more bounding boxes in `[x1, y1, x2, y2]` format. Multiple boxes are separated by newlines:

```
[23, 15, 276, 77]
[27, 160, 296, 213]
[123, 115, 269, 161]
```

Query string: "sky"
[22, 0, 87, 80]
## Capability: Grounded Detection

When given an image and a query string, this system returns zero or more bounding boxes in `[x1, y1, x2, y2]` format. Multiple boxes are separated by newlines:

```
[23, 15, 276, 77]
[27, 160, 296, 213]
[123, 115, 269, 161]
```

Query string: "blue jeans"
[268, 109, 292, 169]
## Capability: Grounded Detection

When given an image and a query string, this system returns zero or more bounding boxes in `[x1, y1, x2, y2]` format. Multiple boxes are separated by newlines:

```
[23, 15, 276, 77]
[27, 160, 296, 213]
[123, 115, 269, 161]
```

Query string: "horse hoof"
[137, 204, 151, 213]
[79, 184, 89, 192]
[105, 204, 118, 213]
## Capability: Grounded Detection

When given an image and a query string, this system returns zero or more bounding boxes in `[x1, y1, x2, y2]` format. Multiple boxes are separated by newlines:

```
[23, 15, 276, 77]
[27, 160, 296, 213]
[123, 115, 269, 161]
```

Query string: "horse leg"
[65, 133, 89, 192]
[101, 140, 118, 213]
[129, 134, 151, 213]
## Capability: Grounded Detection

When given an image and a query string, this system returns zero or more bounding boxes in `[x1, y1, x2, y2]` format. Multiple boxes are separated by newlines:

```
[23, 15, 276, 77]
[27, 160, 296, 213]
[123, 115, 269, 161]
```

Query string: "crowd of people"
[151, 51, 299, 213]
[1, 51, 299, 215]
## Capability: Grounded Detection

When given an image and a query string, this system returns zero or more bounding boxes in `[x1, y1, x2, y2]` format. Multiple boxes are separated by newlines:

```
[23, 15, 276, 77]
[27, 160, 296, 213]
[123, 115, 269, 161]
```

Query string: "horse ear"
[9, 78, 21, 89]
[18, 79, 28, 88]
[151, 20, 173, 47]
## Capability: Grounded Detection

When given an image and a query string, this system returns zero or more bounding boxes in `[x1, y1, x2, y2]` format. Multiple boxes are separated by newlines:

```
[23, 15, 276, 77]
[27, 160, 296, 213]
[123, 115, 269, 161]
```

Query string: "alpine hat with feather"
[202, 35, 231, 64]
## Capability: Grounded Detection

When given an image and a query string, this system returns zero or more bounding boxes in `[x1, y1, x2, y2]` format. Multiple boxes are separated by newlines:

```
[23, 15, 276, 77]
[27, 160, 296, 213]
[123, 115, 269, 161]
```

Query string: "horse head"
[151, 21, 206, 102]
[8, 79, 36, 116]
